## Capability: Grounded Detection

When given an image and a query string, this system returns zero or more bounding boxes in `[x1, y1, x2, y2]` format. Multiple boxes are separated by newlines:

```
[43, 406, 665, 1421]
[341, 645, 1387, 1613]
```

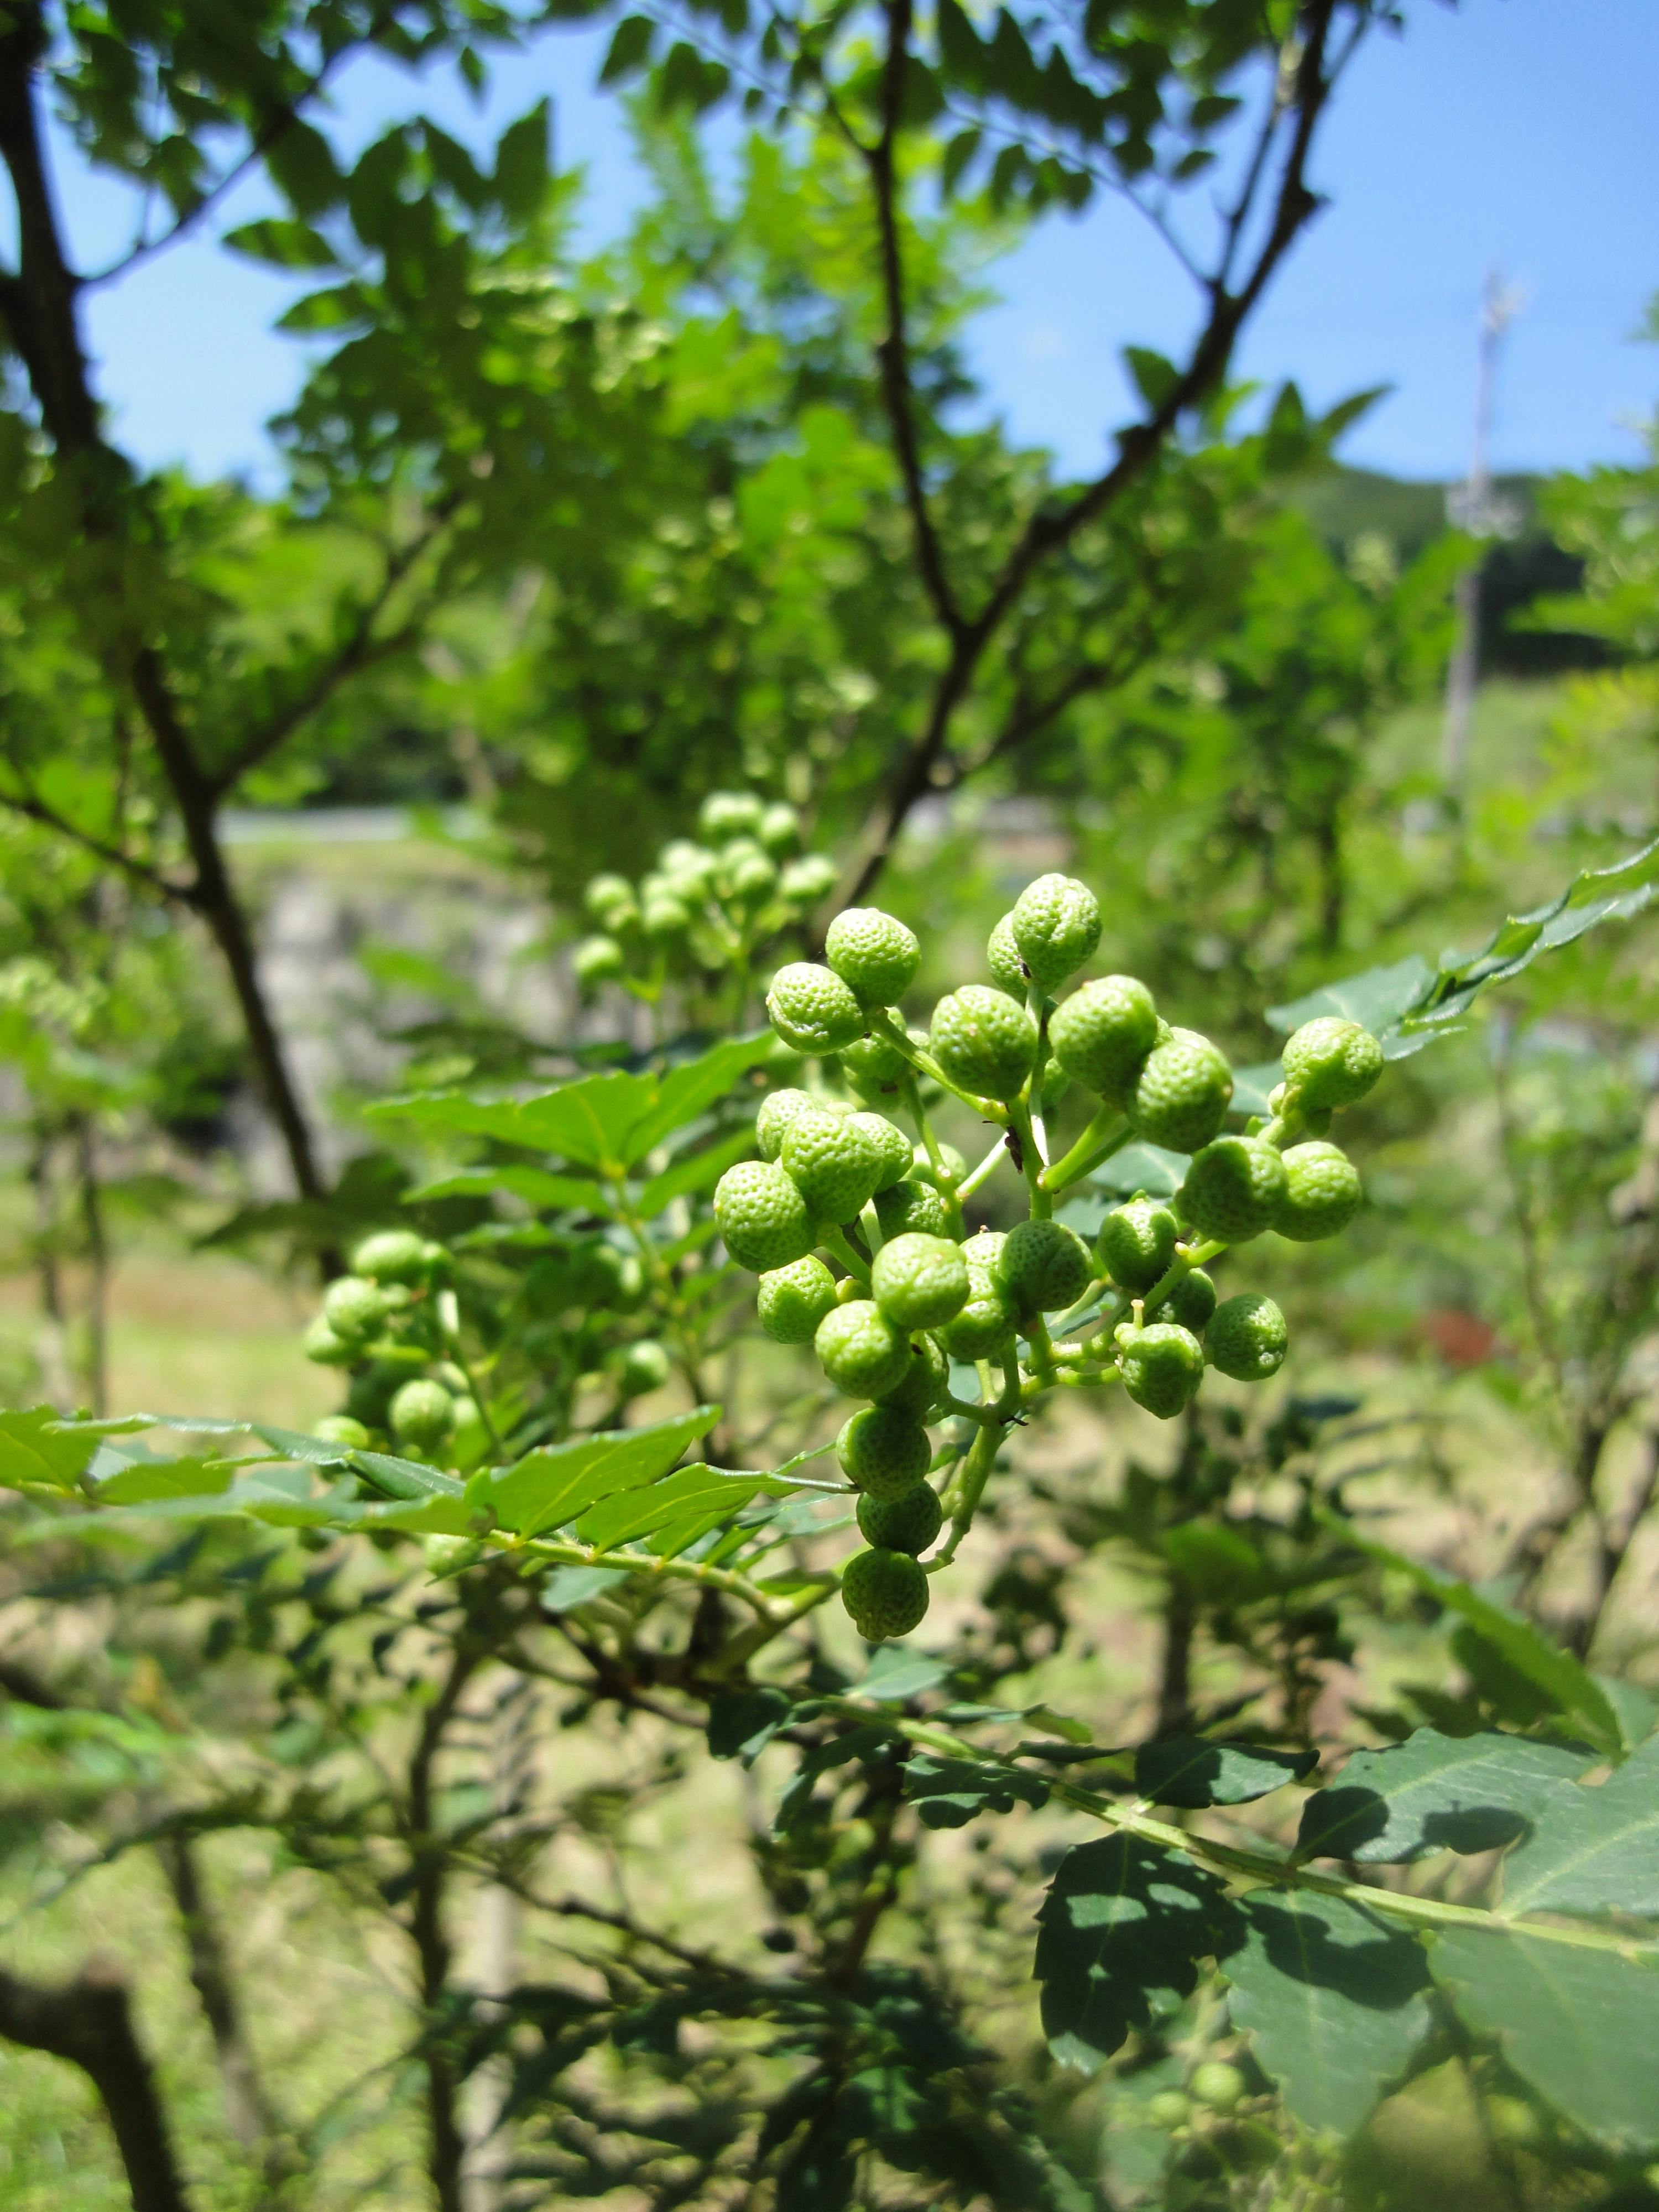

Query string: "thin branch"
[0, 783, 193, 905]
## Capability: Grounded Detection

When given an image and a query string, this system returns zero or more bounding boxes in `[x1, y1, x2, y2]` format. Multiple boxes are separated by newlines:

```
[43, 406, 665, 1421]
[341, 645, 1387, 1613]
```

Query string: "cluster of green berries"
[301, 1230, 478, 1456]
[712, 874, 1384, 1640]
[572, 791, 839, 997]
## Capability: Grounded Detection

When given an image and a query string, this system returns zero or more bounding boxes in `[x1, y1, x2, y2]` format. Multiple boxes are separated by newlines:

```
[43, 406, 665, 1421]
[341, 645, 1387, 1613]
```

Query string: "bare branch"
[0, 782, 193, 905]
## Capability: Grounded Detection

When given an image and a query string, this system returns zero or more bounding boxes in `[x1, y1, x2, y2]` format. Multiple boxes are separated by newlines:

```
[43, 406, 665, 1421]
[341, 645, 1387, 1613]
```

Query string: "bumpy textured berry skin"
[837, 1405, 933, 1498]
[878, 1333, 947, 1417]
[353, 1229, 429, 1285]
[961, 1229, 1006, 1271]
[1188, 2062, 1246, 2115]
[314, 1415, 371, 1448]
[858, 1482, 943, 1556]
[714, 1161, 815, 1271]
[842, 1547, 930, 1639]
[997, 1218, 1093, 1318]
[1049, 977, 1160, 1099]
[1011, 873, 1102, 992]
[849, 1112, 912, 1192]
[1116, 1323, 1205, 1418]
[841, 1029, 911, 1099]
[1097, 1199, 1178, 1292]
[1164, 1266, 1217, 1333]
[875, 1177, 950, 1240]
[871, 1233, 970, 1332]
[938, 1265, 1018, 1359]
[825, 907, 921, 1007]
[1179, 1136, 1289, 1245]
[757, 1256, 839, 1344]
[1128, 1028, 1234, 1152]
[304, 1317, 357, 1366]
[766, 962, 867, 1055]
[1207, 1292, 1288, 1381]
[814, 1300, 912, 1399]
[699, 790, 764, 840]
[781, 1110, 884, 1223]
[324, 1276, 388, 1343]
[390, 1378, 456, 1450]
[756, 1087, 820, 1162]
[615, 1340, 671, 1396]
[757, 801, 801, 858]
[1281, 1016, 1384, 1111]
[1274, 1141, 1361, 1242]
[930, 985, 1037, 1102]
[780, 854, 838, 904]
[987, 912, 1028, 997]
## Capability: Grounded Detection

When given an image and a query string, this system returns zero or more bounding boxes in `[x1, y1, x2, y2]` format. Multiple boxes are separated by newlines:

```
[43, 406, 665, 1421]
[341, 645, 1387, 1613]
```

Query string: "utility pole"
[1441, 268, 1526, 805]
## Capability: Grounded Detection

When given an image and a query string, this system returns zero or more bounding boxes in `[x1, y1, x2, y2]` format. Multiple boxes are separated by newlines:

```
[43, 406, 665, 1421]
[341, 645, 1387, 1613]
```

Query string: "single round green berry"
[996, 1218, 1093, 1320]
[1281, 1016, 1384, 1112]
[870, 1233, 970, 1332]
[938, 1264, 1018, 1360]
[713, 1160, 815, 1272]
[584, 872, 637, 926]
[573, 934, 628, 988]
[1116, 1322, 1205, 1418]
[581, 1243, 646, 1310]
[1097, 1198, 1178, 1292]
[849, 1112, 911, 1192]
[757, 801, 801, 858]
[825, 907, 921, 1008]
[875, 1177, 950, 1240]
[1179, 1136, 1288, 1246]
[767, 962, 867, 1055]
[757, 1256, 839, 1344]
[1146, 2091, 1191, 2132]
[930, 985, 1037, 1102]
[1128, 1028, 1233, 1152]
[841, 1547, 930, 1640]
[877, 1332, 947, 1418]
[641, 891, 692, 942]
[313, 1415, 371, 1448]
[1011, 873, 1101, 992]
[857, 1481, 943, 1556]
[699, 790, 764, 841]
[1188, 2062, 1246, 2115]
[1274, 1141, 1361, 1243]
[423, 1533, 484, 1578]
[323, 1276, 389, 1344]
[659, 838, 717, 890]
[304, 1317, 357, 1366]
[755, 1087, 821, 1162]
[1164, 1267, 1217, 1333]
[1206, 1292, 1287, 1381]
[779, 854, 838, 905]
[814, 1300, 912, 1399]
[961, 1228, 1006, 1270]
[1048, 976, 1159, 1099]
[837, 1405, 933, 1498]
[1485, 2095, 1546, 2150]
[911, 1141, 966, 1191]
[986, 911, 1029, 997]
[724, 848, 778, 907]
[781, 1109, 884, 1223]
[840, 1029, 911, 1100]
[389, 1378, 457, 1451]
[615, 1340, 671, 1397]
[352, 1229, 429, 1285]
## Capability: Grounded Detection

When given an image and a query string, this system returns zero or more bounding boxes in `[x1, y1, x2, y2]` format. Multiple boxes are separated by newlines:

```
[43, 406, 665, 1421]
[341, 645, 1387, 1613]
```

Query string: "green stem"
[870, 1009, 1007, 1124]
[1006, 1097, 1049, 1218]
[930, 1420, 1000, 1569]
[955, 1132, 1009, 1203]
[1039, 1105, 1129, 1194]
[1141, 1238, 1224, 1321]
[820, 1225, 872, 1286]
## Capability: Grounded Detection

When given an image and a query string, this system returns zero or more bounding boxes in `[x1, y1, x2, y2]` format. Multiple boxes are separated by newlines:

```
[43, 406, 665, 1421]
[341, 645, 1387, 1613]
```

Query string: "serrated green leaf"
[852, 1646, 950, 1703]
[473, 1406, 719, 1537]
[1497, 1736, 1659, 1918]
[1431, 1927, 1659, 2150]
[1136, 1737, 1318, 1809]
[1123, 345, 1179, 410]
[707, 1686, 793, 1764]
[0, 1407, 141, 1490]
[88, 1453, 239, 1505]
[1267, 955, 1434, 1042]
[600, 14, 655, 84]
[1296, 1729, 1592, 1864]
[541, 1563, 632, 1610]
[1224, 1890, 1431, 2136]
[1036, 1836, 1237, 2073]
[405, 1163, 614, 1213]
[575, 1462, 785, 1551]
[902, 1752, 1049, 1829]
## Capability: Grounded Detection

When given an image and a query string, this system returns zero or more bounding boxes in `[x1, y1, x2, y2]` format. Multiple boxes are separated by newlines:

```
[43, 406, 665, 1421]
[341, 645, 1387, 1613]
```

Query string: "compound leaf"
[474, 1405, 719, 1537]
[902, 1753, 1049, 1829]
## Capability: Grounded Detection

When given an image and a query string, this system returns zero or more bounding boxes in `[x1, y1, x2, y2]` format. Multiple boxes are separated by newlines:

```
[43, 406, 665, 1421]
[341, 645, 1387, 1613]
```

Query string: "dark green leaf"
[1296, 1729, 1592, 1864]
[493, 100, 550, 219]
[405, 1163, 614, 1213]
[1136, 1737, 1318, 1809]
[1498, 1736, 1659, 1918]
[851, 1646, 950, 1703]
[707, 1686, 792, 1763]
[1123, 346, 1179, 410]
[0, 1407, 141, 1490]
[600, 15, 655, 83]
[221, 217, 337, 269]
[902, 1752, 1049, 1828]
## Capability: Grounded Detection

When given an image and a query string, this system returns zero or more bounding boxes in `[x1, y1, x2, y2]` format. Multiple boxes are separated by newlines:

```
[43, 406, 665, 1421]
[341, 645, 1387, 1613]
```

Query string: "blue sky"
[47, 0, 1659, 489]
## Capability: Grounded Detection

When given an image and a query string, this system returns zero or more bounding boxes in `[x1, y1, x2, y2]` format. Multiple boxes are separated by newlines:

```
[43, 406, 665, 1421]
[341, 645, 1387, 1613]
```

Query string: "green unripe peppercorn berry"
[756, 1087, 821, 1162]
[779, 854, 838, 905]
[1116, 1322, 1205, 1418]
[781, 1109, 884, 1223]
[323, 1275, 389, 1343]
[1274, 1141, 1361, 1242]
[352, 1229, 429, 1285]
[757, 1256, 839, 1344]
[874, 1177, 949, 1240]
[1097, 1198, 1178, 1292]
[573, 935, 627, 988]
[930, 985, 1037, 1102]
[313, 1415, 371, 1449]
[1128, 1027, 1233, 1152]
[825, 907, 921, 1008]
[641, 892, 692, 942]
[1011, 873, 1102, 992]
[699, 790, 763, 840]
[614, 1340, 671, 1397]
[304, 1316, 357, 1366]
[996, 1218, 1093, 1319]
[757, 801, 801, 858]
[1207, 1292, 1287, 1381]
[911, 1141, 966, 1191]
[857, 1481, 943, 1556]
[389, 1378, 457, 1451]
[842, 1547, 930, 1640]
[961, 1228, 1006, 1270]
[878, 1333, 947, 1418]
[837, 1404, 932, 1497]
[1049, 976, 1160, 1099]
[713, 1161, 815, 1272]
[766, 962, 867, 1055]
[1281, 1015, 1384, 1112]
[584, 872, 636, 926]
[848, 1112, 911, 1192]
[840, 1029, 911, 1099]
[726, 849, 778, 907]
[1188, 2062, 1246, 2115]
[938, 1264, 1018, 1360]
[1179, 1136, 1288, 1246]
[871, 1233, 970, 1332]
[1146, 2091, 1191, 2132]
[814, 1300, 912, 1399]
[1164, 1266, 1217, 1333]
[659, 838, 717, 887]
[986, 911, 1029, 997]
